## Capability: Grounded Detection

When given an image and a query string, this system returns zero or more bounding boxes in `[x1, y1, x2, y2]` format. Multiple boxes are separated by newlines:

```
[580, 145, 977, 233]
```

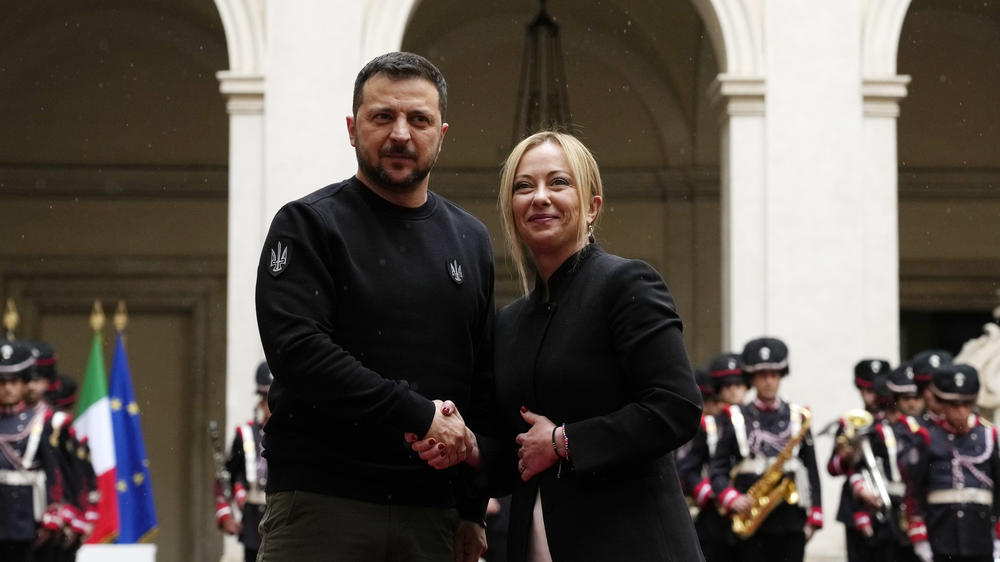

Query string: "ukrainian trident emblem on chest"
[447, 259, 463, 285]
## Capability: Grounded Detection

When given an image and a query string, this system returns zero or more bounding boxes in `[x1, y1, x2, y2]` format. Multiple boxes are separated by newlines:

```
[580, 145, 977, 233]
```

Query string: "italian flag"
[73, 331, 120, 543]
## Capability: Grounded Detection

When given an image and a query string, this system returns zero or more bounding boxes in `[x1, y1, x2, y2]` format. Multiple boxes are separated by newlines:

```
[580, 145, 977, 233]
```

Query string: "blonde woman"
[487, 131, 704, 561]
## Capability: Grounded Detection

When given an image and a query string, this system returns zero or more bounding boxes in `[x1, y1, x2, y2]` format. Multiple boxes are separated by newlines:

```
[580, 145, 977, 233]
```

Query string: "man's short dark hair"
[353, 52, 448, 119]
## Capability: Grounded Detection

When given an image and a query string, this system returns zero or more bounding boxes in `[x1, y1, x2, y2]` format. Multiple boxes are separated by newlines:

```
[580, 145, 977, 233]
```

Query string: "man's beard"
[356, 143, 439, 193]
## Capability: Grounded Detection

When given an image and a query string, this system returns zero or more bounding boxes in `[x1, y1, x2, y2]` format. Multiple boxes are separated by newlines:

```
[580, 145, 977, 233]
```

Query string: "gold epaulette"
[905, 415, 921, 434]
[978, 415, 993, 428]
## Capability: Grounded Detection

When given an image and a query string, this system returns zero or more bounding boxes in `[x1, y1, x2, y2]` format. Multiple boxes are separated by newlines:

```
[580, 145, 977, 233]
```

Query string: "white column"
[217, 71, 265, 562]
[711, 75, 767, 351]
[264, 0, 364, 221]
[861, 77, 909, 362]
[763, 2, 864, 559]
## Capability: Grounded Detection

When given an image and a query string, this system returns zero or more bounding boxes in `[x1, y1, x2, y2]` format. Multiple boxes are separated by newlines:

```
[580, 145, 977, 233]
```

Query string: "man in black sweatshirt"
[255, 52, 494, 561]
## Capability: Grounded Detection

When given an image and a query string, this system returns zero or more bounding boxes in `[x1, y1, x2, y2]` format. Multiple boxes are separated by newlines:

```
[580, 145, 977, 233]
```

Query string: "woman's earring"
[587, 223, 595, 244]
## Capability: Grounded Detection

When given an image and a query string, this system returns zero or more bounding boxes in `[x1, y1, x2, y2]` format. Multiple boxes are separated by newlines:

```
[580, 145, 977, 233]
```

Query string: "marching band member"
[901, 364, 999, 562]
[710, 337, 822, 562]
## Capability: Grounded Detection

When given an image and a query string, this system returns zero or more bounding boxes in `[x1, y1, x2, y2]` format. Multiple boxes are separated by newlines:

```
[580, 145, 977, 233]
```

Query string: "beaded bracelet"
[551, 425, 560, 458]
[561, 423, 570, 459]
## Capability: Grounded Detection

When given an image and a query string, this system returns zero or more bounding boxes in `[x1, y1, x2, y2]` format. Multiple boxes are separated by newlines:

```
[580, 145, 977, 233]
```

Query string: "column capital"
[217, 71, 265, 115]
[709, 74, 766, 119]
[862, 75, 910, 118]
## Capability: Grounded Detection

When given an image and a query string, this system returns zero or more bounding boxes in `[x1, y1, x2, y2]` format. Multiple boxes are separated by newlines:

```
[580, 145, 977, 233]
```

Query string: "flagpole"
[109, 299, 158, 544]
[114, 301, 128, 345]
[76, 299, 120, 544]
[3, 298, 18, 340]
[91, 300, 106, 333]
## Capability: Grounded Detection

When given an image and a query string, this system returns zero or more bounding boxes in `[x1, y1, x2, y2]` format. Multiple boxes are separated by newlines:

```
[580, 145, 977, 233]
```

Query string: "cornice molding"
[708, 74, 766, 119]
[2, 165, 996, 202]
[0, 164, 227, 199]
[862, 75, 911, 118]
[216, 71, 265, 115]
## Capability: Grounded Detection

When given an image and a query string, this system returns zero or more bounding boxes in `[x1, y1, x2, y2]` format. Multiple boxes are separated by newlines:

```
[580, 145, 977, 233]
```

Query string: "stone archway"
[0, 2, 230, 560]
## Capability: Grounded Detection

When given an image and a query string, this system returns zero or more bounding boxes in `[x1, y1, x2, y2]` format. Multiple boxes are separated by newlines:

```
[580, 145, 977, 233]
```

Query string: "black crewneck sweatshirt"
[256, 177, 493, 512]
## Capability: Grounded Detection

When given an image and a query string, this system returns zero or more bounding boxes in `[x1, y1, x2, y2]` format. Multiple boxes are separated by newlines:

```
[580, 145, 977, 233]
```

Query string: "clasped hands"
[405, 400, 479, 470]
[406, 403, 564, 480]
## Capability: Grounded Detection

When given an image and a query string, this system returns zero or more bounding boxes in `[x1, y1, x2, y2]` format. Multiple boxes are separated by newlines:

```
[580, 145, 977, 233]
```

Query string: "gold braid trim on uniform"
[730, 407, 811, 539]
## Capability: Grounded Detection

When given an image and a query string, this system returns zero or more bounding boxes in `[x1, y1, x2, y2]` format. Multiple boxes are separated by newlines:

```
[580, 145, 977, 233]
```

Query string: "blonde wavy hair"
[498, 131, 604, 295]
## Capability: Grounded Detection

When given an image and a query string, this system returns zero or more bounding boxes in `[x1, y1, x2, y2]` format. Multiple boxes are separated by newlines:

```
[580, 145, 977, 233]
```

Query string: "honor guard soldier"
[677, 353, 744, 562]
[48, 373, 100, 556]
[0, 341, 63, 562]
[31, 342, 94, 560]
[827, 359, 895, 562]
[710, 337, 822, 562]
[910, 350, 953, 427]
[215, 362, 271, 562]
[841, 371, 918, 562]
[901, 364, 999, 562]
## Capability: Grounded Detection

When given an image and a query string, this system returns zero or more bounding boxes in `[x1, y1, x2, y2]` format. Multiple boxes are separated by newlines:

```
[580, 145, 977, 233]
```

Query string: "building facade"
[1, 1, 998, 560]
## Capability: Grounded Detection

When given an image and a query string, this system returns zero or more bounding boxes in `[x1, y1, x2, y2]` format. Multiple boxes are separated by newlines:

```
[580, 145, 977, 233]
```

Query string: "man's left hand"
[804, 523, 818, 543]
[453, 520, 487, 562]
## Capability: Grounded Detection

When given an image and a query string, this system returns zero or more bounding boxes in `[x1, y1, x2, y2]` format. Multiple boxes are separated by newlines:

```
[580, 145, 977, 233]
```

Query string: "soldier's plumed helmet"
[910, 349, 953, 385]
[47, 374, 78, 408]
[930, 364, 979, 403]
[854, 358, 891, 390]
[695, 367, 716, 399]
[256, 362, 272, 394]
[887, 362, 919, 397]
[708, 352, 747, 389]
[27, 340, 57, 381]
[741, 337, 789, 376]
[0, 341, 35, 381]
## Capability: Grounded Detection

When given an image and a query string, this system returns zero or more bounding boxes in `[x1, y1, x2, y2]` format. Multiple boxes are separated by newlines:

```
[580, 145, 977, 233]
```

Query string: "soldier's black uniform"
[46, 372, 100, 561]
[901, 365, 999, 562]
[709, 338, 822, 562]
[676, 365, 736, 562]
[0, 342, 63, 562]
[827, 359, 914, 562]
[215, 362, 271, 562]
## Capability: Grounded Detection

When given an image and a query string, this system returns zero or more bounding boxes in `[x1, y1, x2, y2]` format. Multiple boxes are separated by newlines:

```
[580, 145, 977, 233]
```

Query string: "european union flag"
[109, 332, 158, 543]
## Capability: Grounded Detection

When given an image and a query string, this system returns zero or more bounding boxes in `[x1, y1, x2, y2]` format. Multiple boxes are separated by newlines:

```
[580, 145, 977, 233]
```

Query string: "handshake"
[405, 399, 480, 470]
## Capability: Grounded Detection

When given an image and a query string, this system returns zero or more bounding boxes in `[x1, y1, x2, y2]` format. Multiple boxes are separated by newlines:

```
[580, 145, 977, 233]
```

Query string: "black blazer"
[487, 244, 704, 562]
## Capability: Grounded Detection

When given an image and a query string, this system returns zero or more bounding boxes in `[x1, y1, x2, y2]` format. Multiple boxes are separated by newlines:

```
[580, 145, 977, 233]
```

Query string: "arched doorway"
[897, 0, 1000, 357]
[0, 2, 229, 560]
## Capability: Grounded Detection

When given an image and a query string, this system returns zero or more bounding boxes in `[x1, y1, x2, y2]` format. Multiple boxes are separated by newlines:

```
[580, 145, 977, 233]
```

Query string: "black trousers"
[846, 526, 918, 562]
[695, 508, 737, 562]
[737, 531, 806, 562]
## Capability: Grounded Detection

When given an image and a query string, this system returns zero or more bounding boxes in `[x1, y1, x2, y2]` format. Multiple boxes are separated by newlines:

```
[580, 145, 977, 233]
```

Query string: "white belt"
[0, 469, 44, 487]
[247, 489, 266, 505]
[735, 456, 804, 476]
[927, 488, 993, 506]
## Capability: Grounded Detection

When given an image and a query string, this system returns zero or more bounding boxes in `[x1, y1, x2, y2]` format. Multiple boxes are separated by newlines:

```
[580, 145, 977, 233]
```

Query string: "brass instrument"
[835, 409, 892, 521]
[730, 408, 812, 539]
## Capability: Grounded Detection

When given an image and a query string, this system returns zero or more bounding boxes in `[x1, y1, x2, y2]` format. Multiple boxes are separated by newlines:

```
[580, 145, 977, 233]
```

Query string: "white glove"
[913, 540, 933, 562]
[993, 537, 999, 562]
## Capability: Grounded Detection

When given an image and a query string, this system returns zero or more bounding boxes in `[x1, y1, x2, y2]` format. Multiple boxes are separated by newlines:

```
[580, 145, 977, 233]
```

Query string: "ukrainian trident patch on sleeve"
[268, 240, 291, 277]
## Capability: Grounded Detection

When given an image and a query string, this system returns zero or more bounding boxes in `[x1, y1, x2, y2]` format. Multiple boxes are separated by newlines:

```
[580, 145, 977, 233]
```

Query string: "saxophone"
[730, 407, 812, 539]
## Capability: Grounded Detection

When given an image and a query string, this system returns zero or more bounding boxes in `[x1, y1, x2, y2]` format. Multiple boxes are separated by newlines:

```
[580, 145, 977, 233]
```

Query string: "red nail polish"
[438, 443, 445, 450]
[520, 406, 527, 413]
[429, 439, 436, 446]
[443, 407, 452, 415]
